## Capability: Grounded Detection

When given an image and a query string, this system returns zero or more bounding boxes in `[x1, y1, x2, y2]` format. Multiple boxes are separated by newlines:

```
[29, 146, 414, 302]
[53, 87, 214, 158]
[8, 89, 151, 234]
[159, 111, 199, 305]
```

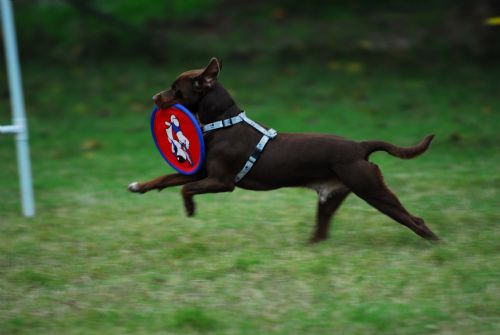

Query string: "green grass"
[0, 59, 499, 334]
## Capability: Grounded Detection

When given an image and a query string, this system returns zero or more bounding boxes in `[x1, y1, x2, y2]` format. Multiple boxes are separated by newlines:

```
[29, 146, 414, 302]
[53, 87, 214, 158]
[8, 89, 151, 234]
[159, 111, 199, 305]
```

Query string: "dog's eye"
[175, 90, 183, 99]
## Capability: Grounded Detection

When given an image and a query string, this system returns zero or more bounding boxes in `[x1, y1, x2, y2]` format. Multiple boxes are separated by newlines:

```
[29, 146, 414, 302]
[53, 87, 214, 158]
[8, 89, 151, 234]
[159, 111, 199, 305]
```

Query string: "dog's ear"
[194, 58, 221, 90]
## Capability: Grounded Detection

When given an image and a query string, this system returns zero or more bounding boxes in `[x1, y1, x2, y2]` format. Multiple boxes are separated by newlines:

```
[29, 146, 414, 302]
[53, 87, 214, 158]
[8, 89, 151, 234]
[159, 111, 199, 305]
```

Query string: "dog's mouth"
[153, 94, 176, 110]
[156, 101, 174, 109]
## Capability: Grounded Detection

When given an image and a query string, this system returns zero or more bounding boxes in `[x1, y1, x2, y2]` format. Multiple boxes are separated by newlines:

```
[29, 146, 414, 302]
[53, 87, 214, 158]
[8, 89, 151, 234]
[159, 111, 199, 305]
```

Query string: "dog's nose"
[152, 94, 159, 101]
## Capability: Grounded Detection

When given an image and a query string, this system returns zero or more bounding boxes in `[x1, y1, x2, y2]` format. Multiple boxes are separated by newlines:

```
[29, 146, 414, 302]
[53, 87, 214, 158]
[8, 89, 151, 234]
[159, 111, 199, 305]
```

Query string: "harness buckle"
[267, 128, 278, 138]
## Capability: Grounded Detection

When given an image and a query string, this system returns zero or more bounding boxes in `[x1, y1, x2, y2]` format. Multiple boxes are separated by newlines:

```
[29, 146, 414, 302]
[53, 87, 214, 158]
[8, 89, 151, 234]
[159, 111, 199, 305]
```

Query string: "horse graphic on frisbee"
[150, 104, 205, 175]
[164, 115, 192, 165]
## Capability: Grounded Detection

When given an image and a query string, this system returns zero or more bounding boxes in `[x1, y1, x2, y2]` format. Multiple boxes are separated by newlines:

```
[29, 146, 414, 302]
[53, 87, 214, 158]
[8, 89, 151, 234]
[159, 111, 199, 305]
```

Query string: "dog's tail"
[363, 134, 435, 159]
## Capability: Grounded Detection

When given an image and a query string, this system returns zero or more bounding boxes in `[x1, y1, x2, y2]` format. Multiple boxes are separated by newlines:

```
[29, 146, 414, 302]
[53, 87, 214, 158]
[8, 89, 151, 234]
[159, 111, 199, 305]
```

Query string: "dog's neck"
[195, 82, 241, 124]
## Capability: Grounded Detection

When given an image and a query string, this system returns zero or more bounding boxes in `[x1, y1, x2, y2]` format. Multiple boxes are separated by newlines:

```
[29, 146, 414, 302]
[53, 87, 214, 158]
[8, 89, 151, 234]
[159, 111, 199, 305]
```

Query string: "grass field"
[1, 60, 499, 334]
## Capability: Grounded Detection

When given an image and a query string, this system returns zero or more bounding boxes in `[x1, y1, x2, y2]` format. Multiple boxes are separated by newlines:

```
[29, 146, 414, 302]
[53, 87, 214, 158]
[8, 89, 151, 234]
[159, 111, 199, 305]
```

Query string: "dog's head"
[153, 58, 222, 110]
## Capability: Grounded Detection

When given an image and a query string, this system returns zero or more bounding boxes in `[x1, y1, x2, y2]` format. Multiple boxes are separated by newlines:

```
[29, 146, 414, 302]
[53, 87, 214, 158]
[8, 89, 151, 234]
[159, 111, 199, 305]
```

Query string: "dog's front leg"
[128, 172, 204, 194]
[181, 177, 235, 216]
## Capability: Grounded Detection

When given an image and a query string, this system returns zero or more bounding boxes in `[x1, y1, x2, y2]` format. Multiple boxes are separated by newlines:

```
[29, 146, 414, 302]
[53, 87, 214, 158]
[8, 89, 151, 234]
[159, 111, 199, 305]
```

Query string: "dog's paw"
[185, 202, 195, 217]
[309, 235, 328, 244]
[128, 182, 143, 193]
[183, 196, 196, 217]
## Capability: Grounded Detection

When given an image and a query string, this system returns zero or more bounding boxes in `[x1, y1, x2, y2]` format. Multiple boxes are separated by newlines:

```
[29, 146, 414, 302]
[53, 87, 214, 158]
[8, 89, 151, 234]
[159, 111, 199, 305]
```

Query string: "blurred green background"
[1, 1, 499, 334]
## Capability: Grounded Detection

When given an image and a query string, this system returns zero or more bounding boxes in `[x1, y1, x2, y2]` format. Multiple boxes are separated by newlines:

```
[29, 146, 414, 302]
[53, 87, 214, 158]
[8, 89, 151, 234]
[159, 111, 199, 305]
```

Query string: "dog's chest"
[308, 179, 348, 203]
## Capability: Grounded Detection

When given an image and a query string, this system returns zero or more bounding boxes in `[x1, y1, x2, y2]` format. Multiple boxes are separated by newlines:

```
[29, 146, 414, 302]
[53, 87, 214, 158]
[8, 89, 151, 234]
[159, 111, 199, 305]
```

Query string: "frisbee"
[150, 104, 205, 175]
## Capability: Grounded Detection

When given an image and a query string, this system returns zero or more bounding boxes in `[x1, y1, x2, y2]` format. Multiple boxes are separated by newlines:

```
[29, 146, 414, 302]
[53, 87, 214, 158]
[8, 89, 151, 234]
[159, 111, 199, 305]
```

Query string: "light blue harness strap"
[202, 113, 244, 132]
[201, 111, 278, 183]
[234, 134, 271, 182]
[239, 112, 277, 138]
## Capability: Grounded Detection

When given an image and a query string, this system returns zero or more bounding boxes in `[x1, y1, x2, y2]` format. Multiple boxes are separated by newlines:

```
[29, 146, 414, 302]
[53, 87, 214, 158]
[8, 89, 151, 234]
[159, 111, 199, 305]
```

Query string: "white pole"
[1, 0, 35, 217]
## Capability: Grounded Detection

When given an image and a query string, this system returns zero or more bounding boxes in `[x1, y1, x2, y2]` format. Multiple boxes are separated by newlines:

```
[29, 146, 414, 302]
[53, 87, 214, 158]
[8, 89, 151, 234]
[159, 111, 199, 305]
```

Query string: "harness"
[202, 111, 277, 183]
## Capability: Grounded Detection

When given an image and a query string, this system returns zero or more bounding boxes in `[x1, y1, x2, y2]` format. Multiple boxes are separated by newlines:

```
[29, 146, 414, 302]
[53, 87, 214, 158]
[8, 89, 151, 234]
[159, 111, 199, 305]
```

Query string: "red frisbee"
[150, 104, 205, 175]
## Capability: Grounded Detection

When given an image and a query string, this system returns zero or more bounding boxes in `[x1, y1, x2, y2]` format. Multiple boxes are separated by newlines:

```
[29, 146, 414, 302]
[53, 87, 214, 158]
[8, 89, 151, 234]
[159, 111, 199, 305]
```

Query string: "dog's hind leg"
[311, 191, 350, 243]
[334, 161, 439, 241]
[128, 172, 205, 194]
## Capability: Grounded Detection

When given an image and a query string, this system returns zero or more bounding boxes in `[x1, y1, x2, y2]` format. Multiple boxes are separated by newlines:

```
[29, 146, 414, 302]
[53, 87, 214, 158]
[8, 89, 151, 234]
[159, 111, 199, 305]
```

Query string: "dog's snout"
[152, 94, 160, 101]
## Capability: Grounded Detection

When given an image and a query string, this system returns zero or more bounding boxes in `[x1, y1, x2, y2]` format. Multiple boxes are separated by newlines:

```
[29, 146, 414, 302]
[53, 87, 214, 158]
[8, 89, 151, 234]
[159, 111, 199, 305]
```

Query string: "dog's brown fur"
[129, 58, 439, 242]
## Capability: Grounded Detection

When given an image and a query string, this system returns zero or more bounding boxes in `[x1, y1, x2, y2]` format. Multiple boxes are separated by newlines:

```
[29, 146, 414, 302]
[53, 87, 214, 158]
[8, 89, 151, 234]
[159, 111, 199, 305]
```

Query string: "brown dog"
[129, 58, 439, 242]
